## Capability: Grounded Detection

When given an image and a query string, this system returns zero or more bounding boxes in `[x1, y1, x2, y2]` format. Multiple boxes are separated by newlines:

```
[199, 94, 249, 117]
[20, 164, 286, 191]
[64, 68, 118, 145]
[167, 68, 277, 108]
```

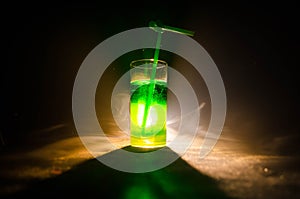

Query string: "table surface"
[0, 123, 299, 199]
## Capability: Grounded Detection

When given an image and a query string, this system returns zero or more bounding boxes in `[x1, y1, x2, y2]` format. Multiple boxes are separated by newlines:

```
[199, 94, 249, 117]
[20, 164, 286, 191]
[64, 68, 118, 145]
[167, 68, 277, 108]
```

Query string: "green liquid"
[130, 80, 167, 148]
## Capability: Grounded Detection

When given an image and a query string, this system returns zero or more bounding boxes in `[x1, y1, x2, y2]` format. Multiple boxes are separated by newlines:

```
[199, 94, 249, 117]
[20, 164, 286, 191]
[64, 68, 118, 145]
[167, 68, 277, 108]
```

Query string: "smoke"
[111, 90, 206, 144]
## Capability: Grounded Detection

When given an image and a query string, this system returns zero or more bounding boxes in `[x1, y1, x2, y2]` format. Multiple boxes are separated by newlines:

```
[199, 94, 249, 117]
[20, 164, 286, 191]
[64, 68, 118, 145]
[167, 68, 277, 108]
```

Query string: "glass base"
[130, 136, 166, 149]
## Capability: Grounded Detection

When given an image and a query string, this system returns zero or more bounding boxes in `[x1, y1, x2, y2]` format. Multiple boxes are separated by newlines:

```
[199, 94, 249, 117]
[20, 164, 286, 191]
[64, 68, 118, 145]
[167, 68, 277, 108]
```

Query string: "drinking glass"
[130, 59, 168, 148]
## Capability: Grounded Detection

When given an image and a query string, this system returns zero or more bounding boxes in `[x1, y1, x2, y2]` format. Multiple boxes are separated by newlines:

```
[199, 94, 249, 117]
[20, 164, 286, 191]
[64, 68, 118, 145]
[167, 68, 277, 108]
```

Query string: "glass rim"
[130, 59, 168, 69]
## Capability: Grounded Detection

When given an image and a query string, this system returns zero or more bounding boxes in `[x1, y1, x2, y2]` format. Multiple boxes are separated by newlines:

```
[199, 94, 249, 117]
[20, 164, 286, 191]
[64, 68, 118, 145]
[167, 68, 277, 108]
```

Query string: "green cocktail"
[130, 80, 167, 148]
[129, 59, 168, 148]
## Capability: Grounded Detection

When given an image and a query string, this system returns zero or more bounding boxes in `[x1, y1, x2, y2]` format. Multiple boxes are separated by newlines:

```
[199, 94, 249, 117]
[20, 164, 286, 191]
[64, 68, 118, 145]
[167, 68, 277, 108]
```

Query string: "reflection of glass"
[130, 59, 168, 148]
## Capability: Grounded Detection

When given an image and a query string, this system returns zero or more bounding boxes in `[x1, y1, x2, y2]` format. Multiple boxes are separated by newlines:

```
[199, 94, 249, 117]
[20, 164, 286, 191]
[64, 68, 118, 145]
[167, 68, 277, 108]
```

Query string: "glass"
[130, 59, 168, 148]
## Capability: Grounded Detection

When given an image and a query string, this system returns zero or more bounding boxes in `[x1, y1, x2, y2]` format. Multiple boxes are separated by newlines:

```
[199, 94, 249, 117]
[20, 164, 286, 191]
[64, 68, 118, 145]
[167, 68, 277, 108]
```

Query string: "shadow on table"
[6, 146, 235, 199]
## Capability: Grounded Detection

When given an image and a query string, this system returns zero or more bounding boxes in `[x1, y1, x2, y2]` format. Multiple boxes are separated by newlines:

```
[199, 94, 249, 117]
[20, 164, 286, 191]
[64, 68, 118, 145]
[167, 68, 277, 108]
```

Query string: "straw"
[149, 20, 195, 36]
[140, 20, 195, 135]
[140, 23, 163, 134]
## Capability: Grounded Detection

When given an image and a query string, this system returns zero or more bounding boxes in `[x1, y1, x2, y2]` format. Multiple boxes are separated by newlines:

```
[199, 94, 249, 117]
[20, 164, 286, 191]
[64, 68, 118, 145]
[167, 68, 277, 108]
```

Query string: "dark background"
[1, 2, 299, 155]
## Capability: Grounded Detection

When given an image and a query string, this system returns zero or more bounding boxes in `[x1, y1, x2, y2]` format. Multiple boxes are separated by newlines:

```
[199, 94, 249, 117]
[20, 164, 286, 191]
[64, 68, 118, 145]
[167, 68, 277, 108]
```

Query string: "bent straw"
[140, 20, 195, 136]
[149, 20, 195, 36]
